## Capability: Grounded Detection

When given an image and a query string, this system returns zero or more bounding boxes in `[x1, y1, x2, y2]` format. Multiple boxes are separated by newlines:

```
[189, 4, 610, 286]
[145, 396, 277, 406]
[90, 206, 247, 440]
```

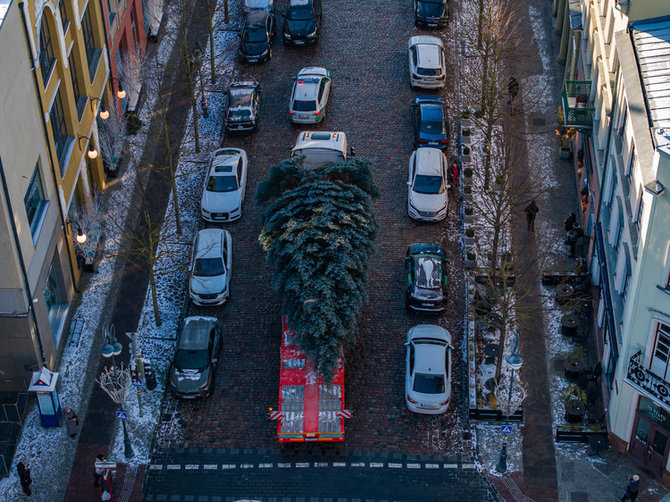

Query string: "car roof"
[195, 228, 225, 258]
[293, 79, 319, 100]
[179, 317, 218, 350]
[289, 0, 311, 6]
[414, 255, 442, 289]
[210, 149, 242, 173]
[229, 87, 255, 110]
[246, 9, 270, 25]
[420, 104, 444, 122]
[416, 148, 444, 175]
[416, 45, 442, 69]
[245, 0, 272, 8]
[414, 342, 446, 374]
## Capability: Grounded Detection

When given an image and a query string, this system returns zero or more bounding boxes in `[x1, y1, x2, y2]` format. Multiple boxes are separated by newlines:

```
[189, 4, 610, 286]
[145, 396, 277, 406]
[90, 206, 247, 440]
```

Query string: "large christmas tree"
[256, 156, 379, 379]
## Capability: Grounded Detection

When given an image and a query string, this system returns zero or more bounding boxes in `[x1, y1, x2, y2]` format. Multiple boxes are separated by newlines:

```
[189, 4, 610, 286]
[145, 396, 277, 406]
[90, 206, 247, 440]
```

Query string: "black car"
[225, 81, 260, 134]
[168, 316, 222, 399]
[414, 0, 449, 28]
[239, 10, 275, 63]
[283, 0, 321, 45]
[405, 243, 449, 312]
[413, 96, 449, 150]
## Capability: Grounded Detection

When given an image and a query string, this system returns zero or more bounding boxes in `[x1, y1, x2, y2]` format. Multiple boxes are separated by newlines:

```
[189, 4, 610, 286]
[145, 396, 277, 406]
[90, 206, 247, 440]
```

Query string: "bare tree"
[97, 102, 127, 175]
[145, 0, 164, 41]
[120, 46, 146, 112]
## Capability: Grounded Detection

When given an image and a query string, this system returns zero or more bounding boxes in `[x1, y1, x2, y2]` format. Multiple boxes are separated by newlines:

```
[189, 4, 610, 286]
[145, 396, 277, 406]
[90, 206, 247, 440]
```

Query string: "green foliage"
[256, 157, 379, 379]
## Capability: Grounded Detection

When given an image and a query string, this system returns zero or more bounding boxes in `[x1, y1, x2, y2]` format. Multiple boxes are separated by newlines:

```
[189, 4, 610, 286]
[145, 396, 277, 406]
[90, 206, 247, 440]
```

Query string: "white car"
[189, 229, 232, 306]
[289, 67, 332, 124]
[201, 148, 247, 223]
[408, 36, 446, 89]
[407, 148, 448, 221]
[244, 0, 273, 12]
[405, 324, 452, 414]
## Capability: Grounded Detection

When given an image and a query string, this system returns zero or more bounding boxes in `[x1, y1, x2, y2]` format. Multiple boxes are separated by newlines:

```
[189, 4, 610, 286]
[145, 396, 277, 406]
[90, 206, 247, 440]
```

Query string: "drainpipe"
[0, 160, 47, 367]
[19, 1, 80, 294]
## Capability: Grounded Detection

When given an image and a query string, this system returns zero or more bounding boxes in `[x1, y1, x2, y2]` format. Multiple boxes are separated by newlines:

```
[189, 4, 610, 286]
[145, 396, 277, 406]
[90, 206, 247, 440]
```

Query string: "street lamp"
[98, 323, 134, 458]
[77, 135, 98, 160]
[110, 77, 126, 99]
[495, 330, 526, 474]
[67, 220, 87, 245]
[89, 97, 109, 120]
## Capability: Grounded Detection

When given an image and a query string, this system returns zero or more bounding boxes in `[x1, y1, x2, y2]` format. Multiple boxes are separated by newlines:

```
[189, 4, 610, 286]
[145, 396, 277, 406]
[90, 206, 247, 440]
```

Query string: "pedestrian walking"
[93, 454, 106, 487]
[450, 160, 459, 188]
[564, 212, 577, 233]
[619, 473, 640, 501]
[524, 200, 538, 232]
[567, 223, 584, 257]
[64, 406, 79, 438]
[16, 461, 33, 496]
[508, 77, 519, 104]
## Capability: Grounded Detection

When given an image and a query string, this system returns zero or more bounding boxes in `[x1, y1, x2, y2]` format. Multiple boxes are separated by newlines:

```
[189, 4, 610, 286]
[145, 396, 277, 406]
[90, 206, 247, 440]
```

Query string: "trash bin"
[143, 358, 157, 390]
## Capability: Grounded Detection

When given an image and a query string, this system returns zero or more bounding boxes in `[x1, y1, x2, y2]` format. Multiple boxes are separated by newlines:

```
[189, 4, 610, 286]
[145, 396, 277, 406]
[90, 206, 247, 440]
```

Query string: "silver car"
[201, 148, 248, 223]
[407, 148, 448, 222]
[408, 36, 446, 90]
[189, 229, 232, 306]
[169, 316, 222, 399]
[405, 324, 452, 414]
[289, 67, 332, 124]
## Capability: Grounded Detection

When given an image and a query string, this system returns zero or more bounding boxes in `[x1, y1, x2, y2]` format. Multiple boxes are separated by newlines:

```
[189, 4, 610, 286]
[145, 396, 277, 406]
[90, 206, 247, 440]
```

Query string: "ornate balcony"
[562, 80, 595, 128]
[626, 351, 670, 408]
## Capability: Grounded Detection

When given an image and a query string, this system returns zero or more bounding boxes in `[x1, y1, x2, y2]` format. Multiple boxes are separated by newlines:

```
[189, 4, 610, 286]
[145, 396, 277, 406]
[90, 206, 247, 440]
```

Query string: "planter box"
[465, 258, 477, 269]
[461, 118, 472, 129]
[462, 134, 472, 145]
[559, 148, 571, 159]
[464, 236, 475, 247]
[464, 212, 474, 224]
[463, 175, 473, 186]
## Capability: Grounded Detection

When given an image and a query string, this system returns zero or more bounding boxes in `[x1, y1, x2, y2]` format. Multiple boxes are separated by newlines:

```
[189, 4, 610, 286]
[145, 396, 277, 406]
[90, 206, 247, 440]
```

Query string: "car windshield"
[288, 6, 313, 20]
[413, 373, 445, 394]
[415, 256, 442, 289]
[194, 257, 225, 277]
[413, 174, 444, 194]
[175, 349, 209, 371]
[293, 100, 317, 111]
[207, 175, 238, 192]
[421, 120, 445, 134]
[243, 26, 267, 43]
[229, 108, 252, 120]
[417, 67, 440, 76]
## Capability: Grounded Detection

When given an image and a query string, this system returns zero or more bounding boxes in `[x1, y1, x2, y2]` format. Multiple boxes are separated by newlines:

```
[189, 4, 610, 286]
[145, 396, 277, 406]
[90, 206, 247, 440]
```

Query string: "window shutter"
[608, 200, 620, 246]
[614, 245, 626, 292]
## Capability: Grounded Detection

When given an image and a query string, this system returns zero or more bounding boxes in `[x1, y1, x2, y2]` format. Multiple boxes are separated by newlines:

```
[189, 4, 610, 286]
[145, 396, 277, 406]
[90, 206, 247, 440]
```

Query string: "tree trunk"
[224, 0, 229, 24]
[149, 267, 161, 326]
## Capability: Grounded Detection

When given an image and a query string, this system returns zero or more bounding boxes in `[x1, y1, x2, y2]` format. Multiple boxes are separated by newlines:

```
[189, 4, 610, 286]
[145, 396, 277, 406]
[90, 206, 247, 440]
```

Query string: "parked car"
[288, 67, 331, 124]
[414, 0, 449, 28]
[408, 36, 446, 90]
[169, 316, 222, 399]
[189, 229, 232, 306]
[413, 96, 449, 149]
[407, 148, 448, 221]
[283, 0, 321, 45]
[405, 243, 448, 312]
[244, 0, 273, 12]
[225, 81, 260, 134]
[405, 324, 452, 414]
[291, 131, 351, 167]
[201, 148, 248, 223]
[239, 10, 275, 63]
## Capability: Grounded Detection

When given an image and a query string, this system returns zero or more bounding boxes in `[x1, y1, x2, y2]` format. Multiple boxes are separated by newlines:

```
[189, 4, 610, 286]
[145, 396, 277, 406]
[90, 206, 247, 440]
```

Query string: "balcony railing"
[562, 80, 595, 128]
[626, 351, 670, 408]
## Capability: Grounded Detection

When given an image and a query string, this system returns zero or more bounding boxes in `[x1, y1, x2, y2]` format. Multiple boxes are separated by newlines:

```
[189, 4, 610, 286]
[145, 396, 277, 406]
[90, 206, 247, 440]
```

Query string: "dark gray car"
[169, 316, 222, 399]
[405, 243, 449, 312]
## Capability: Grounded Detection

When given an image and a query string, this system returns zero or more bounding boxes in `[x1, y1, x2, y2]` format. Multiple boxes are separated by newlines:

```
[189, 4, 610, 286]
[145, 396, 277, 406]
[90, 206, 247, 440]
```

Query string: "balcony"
[626, 351, 670, 408]
[562, 80, 595, 128]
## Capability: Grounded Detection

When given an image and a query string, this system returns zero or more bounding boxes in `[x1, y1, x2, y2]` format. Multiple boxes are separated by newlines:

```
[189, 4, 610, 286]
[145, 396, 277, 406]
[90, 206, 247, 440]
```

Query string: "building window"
[24, 165, 49, 240]
[81, 5, 101, 80]
[49, 89, 70, 171]
[651, 323, 670, 381]
[627, 144, 636, 179]
[635, 194, 644, 234]
[38, 16, 56, 86]
[106, 0, 116, 26]
[58, 0, 69, 33]
[68, 52, 86, 120]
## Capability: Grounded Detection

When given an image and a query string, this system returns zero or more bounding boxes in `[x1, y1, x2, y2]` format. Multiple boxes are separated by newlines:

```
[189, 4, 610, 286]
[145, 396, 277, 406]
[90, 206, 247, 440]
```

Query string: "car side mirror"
[349, 146, 356, 157]
[406, 181, 412, 186]
[404, 341, 410, 346]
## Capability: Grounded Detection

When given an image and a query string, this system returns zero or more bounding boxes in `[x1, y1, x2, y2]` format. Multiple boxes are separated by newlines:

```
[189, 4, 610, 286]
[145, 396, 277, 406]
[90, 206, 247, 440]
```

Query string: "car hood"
[202, 190, 242, 213]
[190, 273, 227, 295]
[417, 2, 446, 17]
[170, 366, 210, 393]
[410, 191, 447, 212]
[241, 41, 268, 56]
[286, 19, 316, 36]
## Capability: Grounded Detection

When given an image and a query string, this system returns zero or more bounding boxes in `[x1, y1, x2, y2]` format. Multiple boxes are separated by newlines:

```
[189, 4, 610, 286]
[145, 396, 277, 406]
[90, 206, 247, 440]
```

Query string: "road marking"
[166, 465, 181, 470]
[203, 464, 218, 470]
[462, 463, 476, 469]
[350, 462, 365, 467]
[407, 463, 421, 469]
[149, 465, 163, 470]
[222, 464, 237, 469]
[259, 463, 273, 468]
[314, 462, 328, 467]
[443, 463, 457, 469]
[185, 464, 199, 470]
[296, 462, 310, 468]
[426, 463, 440, 469]
[369, 462, 383, 468]
[278, 463, 291, 468]
[388, 463, 402, 468]
[240, 464, 254, 469]
[333, 462, 347, 467]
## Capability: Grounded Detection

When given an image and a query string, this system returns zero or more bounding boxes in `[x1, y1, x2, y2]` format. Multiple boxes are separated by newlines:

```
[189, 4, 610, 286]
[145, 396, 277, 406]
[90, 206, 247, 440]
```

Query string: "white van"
[291, 131, 353, 167]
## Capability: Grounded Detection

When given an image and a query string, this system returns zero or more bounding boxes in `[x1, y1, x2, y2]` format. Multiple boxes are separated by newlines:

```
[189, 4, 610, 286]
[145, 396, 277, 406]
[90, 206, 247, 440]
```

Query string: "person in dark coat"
[619, 473, 640, 501]
[64, 406, 79, 438]
[508, 77, 519, 103]
[564, 212, 577, 233]
[16, 461, 33, 496]
[94, 454, 106, 487]
[524, 200, 539, 232]
[567, 223, 584, 257]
